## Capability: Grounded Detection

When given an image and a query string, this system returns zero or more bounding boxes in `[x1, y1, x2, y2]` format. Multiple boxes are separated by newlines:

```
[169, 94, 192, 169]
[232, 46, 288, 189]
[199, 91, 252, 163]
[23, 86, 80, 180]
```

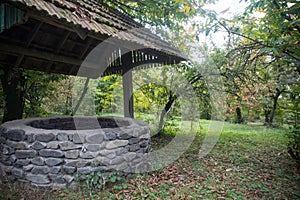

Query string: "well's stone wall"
[0, 116, 150, 187]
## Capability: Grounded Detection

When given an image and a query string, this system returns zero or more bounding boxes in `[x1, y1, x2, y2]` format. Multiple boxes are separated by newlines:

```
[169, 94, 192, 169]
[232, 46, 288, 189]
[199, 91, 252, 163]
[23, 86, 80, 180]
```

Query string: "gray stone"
[23, 164, 34, 171]
[129, 144, 140, 152]
[99, 149, 115, 157]
[50, 166, 61, 174]
[65, 160, 89, 168]
[31, 166, 50, 174]
[31, 157, 45, 166]
[96, 157, 111, 165]
[15, 150, 37, 159]
[63, 175, 74, 183]
[9, 155, 17, 163]
[93, 166, 108, 172]
[117, 133, 131, 140]
[117, 131, 132, 140]
[0, 136, 6, 143]
[57, 132, 68, 141]
[27, 134, 35, 143]
[139, 140, 149, 148]
[47, 141, 59, 149]
[112, 162, 128, 171]
[65, 150, 79, 159]
[114, 147, 128, 156]
[11, 167, 24, 177]
[85, 144, 104, 152]
[129, 138, 140, 145]
[72, 134, 84, 144]
[45, 158, 63, 166]
[26, 174, 50, 184]
[85, 133, 104, 144]
[106, 140, 129, 149]
[31, 141, 46, 150]
[39, 149, 64, 158]
[5, 129, 26, 141]
[36, 133, 55, 142]
[104, 132, 117, 140]
[79, 151, 98, 159]
[123, 152, 136, 162]
[62, 166, 76, 174]
[49, 174, 66, 184]
[59, 141, 81, 150]
[6, 141, 28, 149]
[110, 156, 124, 165]
[2, 145, 15, 155]
[1, 156, 11, 165]
[77, 167, 91, 175]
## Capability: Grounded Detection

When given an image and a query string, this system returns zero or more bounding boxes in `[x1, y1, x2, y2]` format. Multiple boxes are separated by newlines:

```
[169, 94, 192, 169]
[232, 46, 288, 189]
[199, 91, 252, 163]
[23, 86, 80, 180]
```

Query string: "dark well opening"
[27, 117, 131, 130]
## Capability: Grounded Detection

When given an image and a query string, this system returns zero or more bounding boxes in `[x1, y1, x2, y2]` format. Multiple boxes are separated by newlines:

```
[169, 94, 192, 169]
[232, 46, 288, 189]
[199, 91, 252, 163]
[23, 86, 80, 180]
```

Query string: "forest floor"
[1, 120, 299, 199]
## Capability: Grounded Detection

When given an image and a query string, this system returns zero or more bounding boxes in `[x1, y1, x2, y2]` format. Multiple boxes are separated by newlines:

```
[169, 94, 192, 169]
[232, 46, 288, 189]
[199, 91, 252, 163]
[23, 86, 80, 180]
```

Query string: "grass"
[0, 120, 299, 199]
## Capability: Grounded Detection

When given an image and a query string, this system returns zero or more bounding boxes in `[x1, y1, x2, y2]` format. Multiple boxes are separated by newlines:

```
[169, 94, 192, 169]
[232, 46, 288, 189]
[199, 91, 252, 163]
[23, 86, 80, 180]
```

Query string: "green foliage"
[287, 125, 300, 164]
[22, 70, 66, 118]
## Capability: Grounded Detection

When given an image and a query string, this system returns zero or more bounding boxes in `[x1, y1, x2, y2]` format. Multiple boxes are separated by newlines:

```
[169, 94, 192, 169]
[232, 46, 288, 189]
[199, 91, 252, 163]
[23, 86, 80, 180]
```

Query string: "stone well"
[0, 116, 150, 187]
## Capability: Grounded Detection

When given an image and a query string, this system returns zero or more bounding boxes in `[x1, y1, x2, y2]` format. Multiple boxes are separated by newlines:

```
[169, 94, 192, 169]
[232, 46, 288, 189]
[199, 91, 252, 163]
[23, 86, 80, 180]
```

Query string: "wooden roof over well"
[0, 0, 185, 78]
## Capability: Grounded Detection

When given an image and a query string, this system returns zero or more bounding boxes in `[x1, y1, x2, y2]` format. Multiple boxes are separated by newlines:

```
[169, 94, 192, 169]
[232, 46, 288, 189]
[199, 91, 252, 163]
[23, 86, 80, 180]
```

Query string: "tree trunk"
[235, 107, 243, 123]
[269, 89, 281, 125]
[264, 109, 270, 124]
[0, 67, 25, 123]
[157, 94, 178, 135]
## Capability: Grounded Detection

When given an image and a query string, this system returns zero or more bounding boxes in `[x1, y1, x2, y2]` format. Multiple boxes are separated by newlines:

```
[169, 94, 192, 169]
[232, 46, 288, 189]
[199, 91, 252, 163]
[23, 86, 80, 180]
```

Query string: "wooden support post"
[122, 68, 134, 118]
[122, 53, 134, 118]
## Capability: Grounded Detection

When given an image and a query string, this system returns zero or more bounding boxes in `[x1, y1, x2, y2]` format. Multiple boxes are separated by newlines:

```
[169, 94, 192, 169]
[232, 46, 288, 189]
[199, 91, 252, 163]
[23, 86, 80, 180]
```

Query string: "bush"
[287, 125, 300, 164]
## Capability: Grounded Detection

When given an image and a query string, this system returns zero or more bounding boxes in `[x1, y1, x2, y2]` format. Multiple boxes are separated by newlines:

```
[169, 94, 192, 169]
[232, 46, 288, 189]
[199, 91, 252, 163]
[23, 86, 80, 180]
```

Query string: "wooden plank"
[0, 42, 82, 66]
[122, 53, 134, 118]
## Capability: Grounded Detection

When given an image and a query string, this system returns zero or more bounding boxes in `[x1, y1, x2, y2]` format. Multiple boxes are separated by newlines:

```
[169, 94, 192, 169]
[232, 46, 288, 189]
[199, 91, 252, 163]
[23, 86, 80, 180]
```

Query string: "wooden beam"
[122, 53, 134, 118]
[15, 21, 43, 67]
[46, 31, 71, 71]
[0, 42, 82, 66]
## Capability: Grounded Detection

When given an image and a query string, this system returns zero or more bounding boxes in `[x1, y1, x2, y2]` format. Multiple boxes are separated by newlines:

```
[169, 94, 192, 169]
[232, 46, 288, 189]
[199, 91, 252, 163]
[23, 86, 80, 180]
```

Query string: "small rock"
[129, 138, 140, 145]
[123, 152, 137, 162]
[23, 164, 34, 171]
[31, 157, 45, 166]
[45, 158, 63, 166]
[31, 166, 50, 174]
[79, 151, 98, 159]
[106, 140, 129, 149]
[50, 166, 61, 174]
[59, 141, 81, 150]
[36, 133, 55, 142]
[85, 144, 104, 152]
[129, 144, 140, 152]
[49, 174, 66, 184]
[62, 166, 76, 174]
[65, 150, 79, 159]
[77, 167, 91, 175]
[72, 134, 84, 144]
[110, 156, 124, 165]
[104, 132, 117, 140]
[5, 130, 26, 141]
[117, 133, 131, 140]
[11, 167, 24, 177]
[57, 133, 68, 141]
[47, 141, 59, 149]
[6, 141, 28, 149]
[39, 149, 64, 158]
[63, 175, 74, 183]
[85, 133, 104, 144]
[31, 141, 46, 150]
[26, 174, 50, 184]
[9, 155, 17, 163]
[15, 150, 37, 159]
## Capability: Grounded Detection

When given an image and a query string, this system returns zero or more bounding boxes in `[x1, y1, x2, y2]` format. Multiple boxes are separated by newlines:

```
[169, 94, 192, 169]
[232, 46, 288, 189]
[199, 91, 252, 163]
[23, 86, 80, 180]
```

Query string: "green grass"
[1, 120, 299, 199]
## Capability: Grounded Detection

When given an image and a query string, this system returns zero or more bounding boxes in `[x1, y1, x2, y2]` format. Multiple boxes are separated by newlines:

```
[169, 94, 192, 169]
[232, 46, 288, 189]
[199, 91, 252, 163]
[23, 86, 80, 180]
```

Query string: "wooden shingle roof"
[0, 0, 185, 78]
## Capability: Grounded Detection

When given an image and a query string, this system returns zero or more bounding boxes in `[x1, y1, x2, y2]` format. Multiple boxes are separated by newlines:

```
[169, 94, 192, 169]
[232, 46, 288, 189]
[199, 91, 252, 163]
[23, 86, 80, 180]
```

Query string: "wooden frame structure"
[0, 0, 185, 119]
